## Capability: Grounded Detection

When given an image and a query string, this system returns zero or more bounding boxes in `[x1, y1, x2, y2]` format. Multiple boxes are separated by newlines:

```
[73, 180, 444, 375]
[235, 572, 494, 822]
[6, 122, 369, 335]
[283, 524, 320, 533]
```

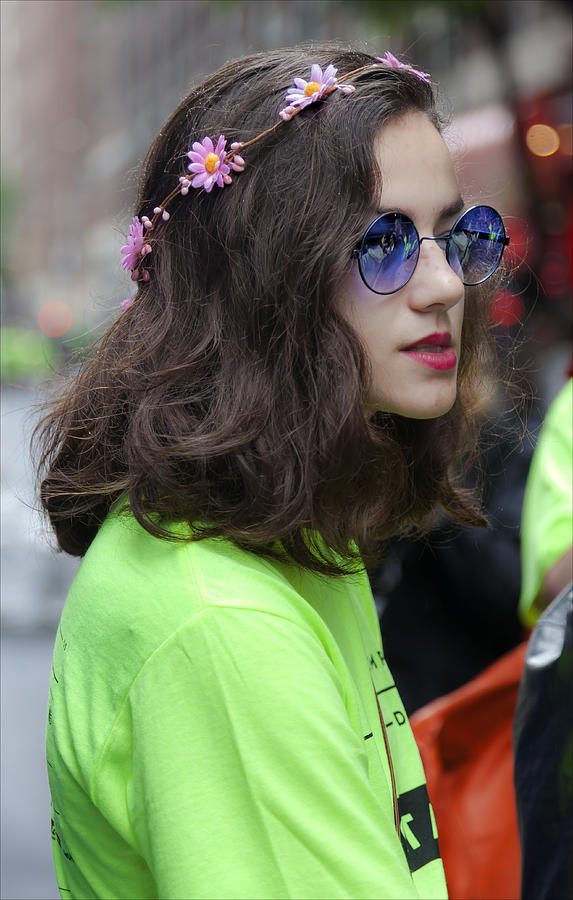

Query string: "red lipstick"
[401, 332, 457, 371]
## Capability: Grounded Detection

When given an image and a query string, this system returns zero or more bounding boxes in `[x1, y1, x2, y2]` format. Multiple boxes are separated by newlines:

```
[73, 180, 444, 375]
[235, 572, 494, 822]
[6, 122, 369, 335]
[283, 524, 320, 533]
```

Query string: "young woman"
[38, 45, 509, 899]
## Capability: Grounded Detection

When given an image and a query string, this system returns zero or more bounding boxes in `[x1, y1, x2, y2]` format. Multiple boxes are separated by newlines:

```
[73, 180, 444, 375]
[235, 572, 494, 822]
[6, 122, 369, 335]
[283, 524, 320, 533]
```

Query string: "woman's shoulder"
[62, 504, 341, 659]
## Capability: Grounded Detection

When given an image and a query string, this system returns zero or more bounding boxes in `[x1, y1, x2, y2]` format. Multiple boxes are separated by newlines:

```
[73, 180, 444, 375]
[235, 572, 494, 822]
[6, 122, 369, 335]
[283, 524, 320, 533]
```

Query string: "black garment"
[513, 585, 573, 900]
[371, 418, 536, 714]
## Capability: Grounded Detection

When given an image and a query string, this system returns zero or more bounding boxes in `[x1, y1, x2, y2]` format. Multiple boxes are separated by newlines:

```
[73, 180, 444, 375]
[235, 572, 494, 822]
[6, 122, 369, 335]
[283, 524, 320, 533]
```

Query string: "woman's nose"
[407, 239, 464, 311]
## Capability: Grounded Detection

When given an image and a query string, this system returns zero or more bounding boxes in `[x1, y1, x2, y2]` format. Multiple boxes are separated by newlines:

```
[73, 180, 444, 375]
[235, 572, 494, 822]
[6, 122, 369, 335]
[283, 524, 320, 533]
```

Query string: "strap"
[374, 684, 401, 837]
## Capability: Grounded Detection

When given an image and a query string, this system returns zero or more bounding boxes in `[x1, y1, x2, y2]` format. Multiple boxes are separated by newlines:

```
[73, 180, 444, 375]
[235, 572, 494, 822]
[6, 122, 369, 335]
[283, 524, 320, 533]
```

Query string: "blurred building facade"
[1, 0, 571, 391]
[1, 0, 375, 330]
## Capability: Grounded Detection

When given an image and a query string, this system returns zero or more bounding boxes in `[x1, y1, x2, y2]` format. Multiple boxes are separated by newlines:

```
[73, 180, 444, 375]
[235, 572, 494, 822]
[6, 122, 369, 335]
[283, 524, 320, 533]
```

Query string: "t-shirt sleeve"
[120, 606, 417, 899]
[520, 379, 573, 625]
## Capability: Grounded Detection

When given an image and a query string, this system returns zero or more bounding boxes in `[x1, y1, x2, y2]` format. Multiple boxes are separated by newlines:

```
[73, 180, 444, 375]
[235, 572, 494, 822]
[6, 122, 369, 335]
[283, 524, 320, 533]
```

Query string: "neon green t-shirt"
[520, 379, 573, 625]
[47, 509, 448, 899]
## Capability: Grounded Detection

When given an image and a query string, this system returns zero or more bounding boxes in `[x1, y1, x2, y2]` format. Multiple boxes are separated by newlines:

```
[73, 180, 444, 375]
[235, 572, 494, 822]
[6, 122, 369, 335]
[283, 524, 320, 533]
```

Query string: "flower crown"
[120, 52, 431, 301]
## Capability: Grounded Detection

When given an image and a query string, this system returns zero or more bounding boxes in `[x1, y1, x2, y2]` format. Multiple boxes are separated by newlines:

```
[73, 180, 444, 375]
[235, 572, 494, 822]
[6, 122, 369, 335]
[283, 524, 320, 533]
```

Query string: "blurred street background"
[1, 1, 571, 897]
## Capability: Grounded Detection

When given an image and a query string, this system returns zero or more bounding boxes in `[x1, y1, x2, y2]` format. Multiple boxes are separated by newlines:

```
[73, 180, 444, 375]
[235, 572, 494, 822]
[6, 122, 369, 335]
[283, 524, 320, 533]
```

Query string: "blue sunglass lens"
[359, 213, 419, 294]
[448, 206, 507, 285]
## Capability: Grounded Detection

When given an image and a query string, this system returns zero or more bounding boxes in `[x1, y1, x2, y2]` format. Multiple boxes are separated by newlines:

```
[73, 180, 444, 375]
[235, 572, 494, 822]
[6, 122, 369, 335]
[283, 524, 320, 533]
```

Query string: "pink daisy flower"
[280, 64, 341, 120]
[186, 135, 232, 192]
[120, 216, 145, 271]
[376, 51, 431, 84]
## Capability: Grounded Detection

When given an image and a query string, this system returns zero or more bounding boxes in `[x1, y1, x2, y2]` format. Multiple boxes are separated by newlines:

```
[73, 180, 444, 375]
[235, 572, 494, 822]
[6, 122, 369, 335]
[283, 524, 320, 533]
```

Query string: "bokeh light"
[525, 123, 560, 157]
[37, 300, 73, 338]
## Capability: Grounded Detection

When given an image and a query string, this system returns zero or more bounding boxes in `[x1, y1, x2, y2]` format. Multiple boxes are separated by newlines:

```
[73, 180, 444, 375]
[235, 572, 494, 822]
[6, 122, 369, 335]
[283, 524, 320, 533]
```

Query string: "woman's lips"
[401, 332, 457, 371]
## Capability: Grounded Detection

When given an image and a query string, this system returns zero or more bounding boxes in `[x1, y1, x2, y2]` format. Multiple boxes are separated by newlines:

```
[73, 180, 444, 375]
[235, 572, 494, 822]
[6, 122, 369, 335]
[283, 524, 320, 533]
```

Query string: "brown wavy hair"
[35, 44, 498, 575]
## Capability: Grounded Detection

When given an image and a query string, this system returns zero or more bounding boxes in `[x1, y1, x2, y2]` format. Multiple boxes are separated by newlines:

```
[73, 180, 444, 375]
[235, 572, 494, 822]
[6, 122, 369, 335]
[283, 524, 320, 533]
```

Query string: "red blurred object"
[410, 642, 527, 900]
[491, 290, 525, 327]
[504, 217, 535, 271]
[37, 300, 73, 338]
[539, 254, 570, 298]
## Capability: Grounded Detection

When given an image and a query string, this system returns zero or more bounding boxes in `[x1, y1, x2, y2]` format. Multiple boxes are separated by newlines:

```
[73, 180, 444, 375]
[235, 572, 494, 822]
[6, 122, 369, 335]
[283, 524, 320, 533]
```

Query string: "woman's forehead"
[372, 111, 461, 224]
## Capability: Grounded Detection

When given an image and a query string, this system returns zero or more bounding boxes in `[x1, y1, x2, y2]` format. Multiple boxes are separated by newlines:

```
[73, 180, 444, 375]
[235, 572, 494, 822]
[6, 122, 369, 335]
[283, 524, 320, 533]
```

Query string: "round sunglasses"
[352, 204, 509, 295]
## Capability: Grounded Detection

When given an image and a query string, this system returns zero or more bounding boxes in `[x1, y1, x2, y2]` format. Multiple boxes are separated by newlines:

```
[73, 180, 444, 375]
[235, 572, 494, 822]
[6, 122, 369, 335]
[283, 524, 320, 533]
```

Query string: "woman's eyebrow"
[437, 196, 465, 223]
[370, 197, 465, 221]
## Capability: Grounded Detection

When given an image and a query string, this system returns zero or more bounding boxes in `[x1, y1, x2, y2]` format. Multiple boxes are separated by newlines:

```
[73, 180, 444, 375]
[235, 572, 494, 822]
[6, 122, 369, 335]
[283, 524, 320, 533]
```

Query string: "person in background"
[35, 46, 511, 899]
[513, 376, 573, 900]
[519, 377, 572, 625]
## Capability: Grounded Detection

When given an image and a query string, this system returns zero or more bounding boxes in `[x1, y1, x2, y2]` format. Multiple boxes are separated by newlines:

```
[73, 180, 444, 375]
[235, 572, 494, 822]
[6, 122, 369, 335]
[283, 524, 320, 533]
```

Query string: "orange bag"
[410, 642, 527, 900]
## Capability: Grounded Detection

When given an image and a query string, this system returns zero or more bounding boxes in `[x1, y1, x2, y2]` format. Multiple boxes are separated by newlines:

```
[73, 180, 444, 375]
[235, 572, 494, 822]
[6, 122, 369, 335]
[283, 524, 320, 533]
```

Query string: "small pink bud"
[230, 155, 245, 172]
[131, 269, 139, 281]
[337, 84, 356, 95]
[120, 296, 134, 311]
[223, 174, 232, 184]
[230, 141, 244, 151]
[142, 270, 150, 282]
[153, 206, 162, 215]
[180, 186, 189, 195]
[279, 106, 296, 121]
[142, 244, 152, 256]
[162, 210, 170, 221]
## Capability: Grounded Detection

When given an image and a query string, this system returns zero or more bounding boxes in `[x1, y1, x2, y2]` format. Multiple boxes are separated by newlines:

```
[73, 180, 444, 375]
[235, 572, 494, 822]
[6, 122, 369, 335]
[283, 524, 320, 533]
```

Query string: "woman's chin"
[370, 386, 458, 420]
